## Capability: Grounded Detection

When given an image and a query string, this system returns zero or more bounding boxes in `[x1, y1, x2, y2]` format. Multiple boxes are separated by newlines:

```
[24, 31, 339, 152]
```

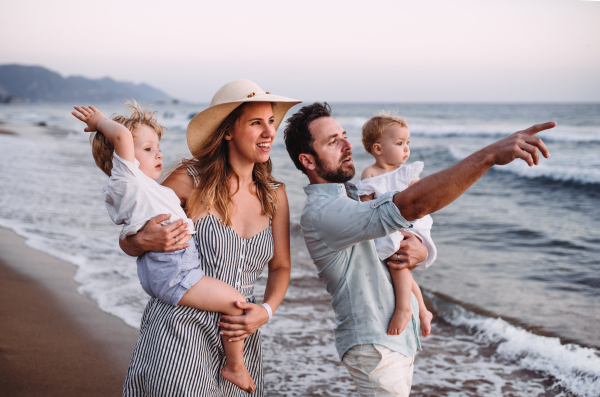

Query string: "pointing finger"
[523, 121, 556, 136]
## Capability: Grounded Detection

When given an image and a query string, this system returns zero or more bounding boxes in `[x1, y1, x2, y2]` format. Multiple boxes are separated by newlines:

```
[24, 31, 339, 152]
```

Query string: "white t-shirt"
[102, 152, 195, 240]
[356, 161, 437, 268]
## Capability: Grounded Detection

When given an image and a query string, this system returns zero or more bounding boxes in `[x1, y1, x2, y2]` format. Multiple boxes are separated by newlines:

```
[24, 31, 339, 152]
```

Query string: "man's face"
[308, 117, 355, 183]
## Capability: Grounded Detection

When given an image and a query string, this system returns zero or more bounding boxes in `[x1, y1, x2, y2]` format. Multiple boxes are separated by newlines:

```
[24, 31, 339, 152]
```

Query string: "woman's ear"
[224, 134, 232, 141]
[299, 153, 316, 171]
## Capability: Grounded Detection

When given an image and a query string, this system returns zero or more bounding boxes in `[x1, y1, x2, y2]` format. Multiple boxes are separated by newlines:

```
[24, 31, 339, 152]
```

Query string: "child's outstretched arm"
[72, 105, 135, 163]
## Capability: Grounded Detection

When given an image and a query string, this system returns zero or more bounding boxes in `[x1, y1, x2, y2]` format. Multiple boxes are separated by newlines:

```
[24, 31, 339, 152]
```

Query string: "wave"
[334, 116, 600, 143]
[411, 125, 600, 144]
[448, 146, 600, 186]
[495, 162, 600, 186]
[431, 293, 600, 397]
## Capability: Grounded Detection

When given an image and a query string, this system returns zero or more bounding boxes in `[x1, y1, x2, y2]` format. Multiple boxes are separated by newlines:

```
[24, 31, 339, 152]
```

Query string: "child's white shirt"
[356, 161, 437, 268]
[102, 152, 195, 240]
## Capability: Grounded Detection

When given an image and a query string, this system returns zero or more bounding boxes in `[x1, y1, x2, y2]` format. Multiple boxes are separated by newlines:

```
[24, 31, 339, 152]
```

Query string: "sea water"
[0, 102, 598, 396]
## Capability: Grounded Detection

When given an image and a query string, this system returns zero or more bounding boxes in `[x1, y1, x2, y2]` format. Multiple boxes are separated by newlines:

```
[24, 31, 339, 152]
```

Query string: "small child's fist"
[72, 105, 107, 132]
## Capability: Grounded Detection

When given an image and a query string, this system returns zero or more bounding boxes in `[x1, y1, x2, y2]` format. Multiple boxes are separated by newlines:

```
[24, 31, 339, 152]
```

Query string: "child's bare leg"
[411, 280, 433, 337]
[179, 277, 256, 393]
[388, 268, 414, 335]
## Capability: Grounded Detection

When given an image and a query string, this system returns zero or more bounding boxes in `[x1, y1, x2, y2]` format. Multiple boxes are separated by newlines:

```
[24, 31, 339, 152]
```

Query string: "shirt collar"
[303, 182, 358, 199]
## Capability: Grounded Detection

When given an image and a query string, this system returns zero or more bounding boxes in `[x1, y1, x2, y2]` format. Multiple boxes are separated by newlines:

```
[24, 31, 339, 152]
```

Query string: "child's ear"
[373, 142, 383, 156]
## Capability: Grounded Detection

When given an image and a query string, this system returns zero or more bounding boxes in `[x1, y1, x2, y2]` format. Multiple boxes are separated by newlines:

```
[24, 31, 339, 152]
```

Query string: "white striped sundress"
[123, 167, 275, 397]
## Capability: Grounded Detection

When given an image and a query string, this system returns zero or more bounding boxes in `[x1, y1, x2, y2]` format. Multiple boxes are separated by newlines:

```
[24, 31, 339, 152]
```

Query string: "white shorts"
[342, 344, 415, 397]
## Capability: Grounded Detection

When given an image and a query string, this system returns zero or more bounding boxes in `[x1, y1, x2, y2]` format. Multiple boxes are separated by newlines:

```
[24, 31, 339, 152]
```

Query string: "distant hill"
[0, 64, 172, 104]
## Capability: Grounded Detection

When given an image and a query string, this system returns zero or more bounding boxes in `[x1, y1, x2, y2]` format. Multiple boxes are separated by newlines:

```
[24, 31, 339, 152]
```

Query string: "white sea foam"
[441, 304, 600, 397]
[496, 162, 600, 185]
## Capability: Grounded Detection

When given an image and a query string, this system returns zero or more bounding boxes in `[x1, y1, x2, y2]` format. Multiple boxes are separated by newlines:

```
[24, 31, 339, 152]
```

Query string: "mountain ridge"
[0, 64, 172, 103]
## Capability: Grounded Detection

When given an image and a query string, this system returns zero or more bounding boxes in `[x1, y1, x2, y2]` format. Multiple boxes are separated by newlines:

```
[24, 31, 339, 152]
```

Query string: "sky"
[1, 0, 599, 103]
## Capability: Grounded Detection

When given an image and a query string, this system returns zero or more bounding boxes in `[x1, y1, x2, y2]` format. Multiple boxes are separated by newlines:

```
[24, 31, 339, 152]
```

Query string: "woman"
[120, 79, 300, 396]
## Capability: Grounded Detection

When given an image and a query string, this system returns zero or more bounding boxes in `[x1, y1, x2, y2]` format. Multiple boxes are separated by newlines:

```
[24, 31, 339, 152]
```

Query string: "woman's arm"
[119, 168, 194, 256]
[219, 186, 291, 342]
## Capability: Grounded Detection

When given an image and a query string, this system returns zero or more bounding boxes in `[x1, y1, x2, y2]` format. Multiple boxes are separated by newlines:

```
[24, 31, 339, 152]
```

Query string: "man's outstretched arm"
[394, 122, 554, 221]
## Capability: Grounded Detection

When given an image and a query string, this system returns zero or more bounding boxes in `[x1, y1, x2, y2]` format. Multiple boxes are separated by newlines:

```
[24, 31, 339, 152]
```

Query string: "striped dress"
[123, 168, 275, 397]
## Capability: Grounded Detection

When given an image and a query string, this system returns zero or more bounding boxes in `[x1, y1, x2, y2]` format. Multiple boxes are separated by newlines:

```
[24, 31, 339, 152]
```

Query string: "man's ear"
[372, 142, 382, 156]
[299, 153, 316, 171]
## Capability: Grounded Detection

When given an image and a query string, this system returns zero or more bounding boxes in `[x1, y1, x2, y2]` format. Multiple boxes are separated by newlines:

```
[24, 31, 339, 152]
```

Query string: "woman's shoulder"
[162, 166, 194, 201]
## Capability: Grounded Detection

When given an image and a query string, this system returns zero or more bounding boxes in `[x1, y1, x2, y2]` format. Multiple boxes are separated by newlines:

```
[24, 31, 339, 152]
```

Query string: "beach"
[0, 103, 598, 396]
[0, 226, 138, 396]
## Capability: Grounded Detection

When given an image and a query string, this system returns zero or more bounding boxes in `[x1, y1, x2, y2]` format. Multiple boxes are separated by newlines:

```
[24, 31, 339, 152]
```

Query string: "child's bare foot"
[221, 364, 256, 393]
[387, 308, 413, 335]
[420, 309, 433, 337]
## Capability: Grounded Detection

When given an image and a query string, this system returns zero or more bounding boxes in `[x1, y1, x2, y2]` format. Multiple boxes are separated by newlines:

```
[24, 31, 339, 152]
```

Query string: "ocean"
[0, 102, 598, 396]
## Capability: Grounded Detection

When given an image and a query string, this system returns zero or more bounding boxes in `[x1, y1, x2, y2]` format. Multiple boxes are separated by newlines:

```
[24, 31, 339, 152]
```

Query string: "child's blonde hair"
[362, 113, 408, 154]
[91, 102, 164, 176]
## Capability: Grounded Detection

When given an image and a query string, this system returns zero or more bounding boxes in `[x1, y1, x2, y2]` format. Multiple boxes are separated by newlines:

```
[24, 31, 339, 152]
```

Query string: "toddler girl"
[357, 113, 436, 337]
[72, 104, 258, 393]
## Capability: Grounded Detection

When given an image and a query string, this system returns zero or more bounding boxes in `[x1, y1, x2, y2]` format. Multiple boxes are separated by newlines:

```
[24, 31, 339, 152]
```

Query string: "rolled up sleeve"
[310, 191, 411, 251]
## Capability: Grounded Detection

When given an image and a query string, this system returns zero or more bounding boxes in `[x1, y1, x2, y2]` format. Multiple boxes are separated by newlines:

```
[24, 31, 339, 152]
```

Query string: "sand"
[0, 227, 139, 396]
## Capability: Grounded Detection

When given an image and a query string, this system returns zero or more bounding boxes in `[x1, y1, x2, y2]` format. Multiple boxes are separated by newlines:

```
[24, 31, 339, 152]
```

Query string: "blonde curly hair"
[362, 113, 408, 155]
[91, 102, 164, 176]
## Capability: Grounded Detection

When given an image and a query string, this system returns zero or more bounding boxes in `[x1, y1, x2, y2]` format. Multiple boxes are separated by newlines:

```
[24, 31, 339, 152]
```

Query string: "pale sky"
[1, 0, 599, 102]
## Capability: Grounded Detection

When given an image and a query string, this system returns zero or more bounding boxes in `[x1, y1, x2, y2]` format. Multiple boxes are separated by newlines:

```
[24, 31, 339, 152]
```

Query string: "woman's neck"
[228, 157, 255, 190]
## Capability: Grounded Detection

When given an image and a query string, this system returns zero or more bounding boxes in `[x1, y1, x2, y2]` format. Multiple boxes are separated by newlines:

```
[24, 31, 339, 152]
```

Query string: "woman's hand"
[386, 231, 427, 271]
[218, 302, 269, 342]
[120, 214, 191, 256]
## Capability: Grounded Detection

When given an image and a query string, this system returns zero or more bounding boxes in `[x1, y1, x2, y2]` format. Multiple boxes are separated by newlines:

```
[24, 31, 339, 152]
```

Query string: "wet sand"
[0, 227, 139, 396]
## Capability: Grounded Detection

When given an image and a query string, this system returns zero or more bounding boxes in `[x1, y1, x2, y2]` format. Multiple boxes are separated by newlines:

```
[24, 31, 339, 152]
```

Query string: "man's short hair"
[284, 102, 331, 175]
[362, 113, 408, 155]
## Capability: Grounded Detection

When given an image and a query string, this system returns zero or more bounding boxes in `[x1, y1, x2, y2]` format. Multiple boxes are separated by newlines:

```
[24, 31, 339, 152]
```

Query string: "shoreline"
[0, 226, 139, 396]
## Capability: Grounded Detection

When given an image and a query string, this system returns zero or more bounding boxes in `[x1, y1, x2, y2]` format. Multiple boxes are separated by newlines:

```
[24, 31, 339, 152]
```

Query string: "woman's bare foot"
[420, 309, 433, 337]
[221, 364, 256, 393]
[387, 308, 413, 335]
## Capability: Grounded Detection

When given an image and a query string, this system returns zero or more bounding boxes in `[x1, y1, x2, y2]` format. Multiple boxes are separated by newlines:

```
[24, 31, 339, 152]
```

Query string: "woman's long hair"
[181, 103, 282, 226]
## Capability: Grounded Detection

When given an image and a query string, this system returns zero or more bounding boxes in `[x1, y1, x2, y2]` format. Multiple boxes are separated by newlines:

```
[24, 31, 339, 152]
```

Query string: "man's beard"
[314, 153, 355, 183]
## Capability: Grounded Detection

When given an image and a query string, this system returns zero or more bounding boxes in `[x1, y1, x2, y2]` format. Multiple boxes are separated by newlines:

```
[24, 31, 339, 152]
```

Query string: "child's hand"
[72, 105, 107, 132]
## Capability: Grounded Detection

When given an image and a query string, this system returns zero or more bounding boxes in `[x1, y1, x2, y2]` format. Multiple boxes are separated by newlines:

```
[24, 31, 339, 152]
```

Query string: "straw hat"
[187, 79, 301, 158]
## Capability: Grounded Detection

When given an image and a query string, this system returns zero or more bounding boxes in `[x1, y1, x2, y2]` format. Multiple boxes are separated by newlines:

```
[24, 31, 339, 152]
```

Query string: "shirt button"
[238, 268, 242, 273]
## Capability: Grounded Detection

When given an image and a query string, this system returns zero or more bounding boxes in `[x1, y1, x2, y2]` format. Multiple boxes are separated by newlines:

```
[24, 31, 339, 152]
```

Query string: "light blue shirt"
[301, 182, 421, 360]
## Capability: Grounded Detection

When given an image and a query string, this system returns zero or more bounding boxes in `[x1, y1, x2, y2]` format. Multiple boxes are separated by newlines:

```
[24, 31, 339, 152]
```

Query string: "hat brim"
[187, 93, 301, 158]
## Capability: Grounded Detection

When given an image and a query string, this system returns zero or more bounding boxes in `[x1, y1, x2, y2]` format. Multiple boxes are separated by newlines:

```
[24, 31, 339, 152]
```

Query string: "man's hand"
[72, 105, 107, 132]
[218, 301, 269, 342]
[386, 231, 427, 271]
[393, 121, 555, 222]
[486, 121, 554, 167]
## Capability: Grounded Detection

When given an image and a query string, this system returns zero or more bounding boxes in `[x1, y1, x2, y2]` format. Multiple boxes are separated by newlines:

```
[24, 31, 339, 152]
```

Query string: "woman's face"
[226, 102, 275, 166]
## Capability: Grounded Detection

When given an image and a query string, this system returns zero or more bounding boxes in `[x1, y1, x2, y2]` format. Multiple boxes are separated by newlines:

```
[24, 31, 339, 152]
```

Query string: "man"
[283, 103, 553, 396]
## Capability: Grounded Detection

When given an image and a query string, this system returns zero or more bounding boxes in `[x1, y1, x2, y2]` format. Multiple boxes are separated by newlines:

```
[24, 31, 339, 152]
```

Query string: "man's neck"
[306, 172, 330, 185]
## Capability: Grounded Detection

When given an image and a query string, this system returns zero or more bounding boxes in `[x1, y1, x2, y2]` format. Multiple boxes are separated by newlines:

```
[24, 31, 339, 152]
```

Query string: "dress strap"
[187, 164, 201, 188]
